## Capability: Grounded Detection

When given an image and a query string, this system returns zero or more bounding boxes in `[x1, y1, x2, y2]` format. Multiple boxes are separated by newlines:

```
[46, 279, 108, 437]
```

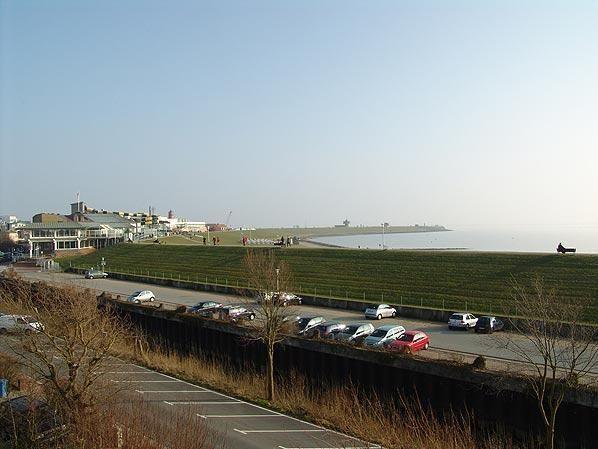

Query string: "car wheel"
[150, 297, 155, 302]
[89, 276, 94, 279]
[448, 325, 453, 330]
[0, 328, 7, 335]
[424, 342, 429, 350]
[377, 314, 382, 320]
[391, 311, 396, 318]
[249, 314, 255, 320]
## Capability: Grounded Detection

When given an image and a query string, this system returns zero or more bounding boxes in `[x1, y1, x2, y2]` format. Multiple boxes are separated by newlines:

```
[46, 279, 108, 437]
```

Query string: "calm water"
[310, 225, 598, 253]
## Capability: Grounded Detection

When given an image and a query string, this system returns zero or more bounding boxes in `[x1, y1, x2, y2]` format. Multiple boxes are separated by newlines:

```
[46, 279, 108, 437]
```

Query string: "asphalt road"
[12, 267, 598, 373]
[0, 333, 378, 449]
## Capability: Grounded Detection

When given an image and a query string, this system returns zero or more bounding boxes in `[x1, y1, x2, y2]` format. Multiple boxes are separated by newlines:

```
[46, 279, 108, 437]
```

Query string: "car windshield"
[450, 314, 464, 320]
[131, 291, 142, 296]
[399, 333, 415, 342]
[297, 318, 311, 327]
[370, 329, 387, 338]
[479, 317, 491, 324]
[342, 325, 359, 334]
[22, 316, 38, 324]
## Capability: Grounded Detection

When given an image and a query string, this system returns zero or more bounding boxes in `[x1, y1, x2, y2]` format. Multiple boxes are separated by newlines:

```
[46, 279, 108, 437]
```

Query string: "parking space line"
[164, 400, 240, 406]
[197, 413, 282, 419]
[234, 429, 327, 435]
[135, 389, 207, 394]
[111, 380, 180, 383]
[278, 447, 380, 449]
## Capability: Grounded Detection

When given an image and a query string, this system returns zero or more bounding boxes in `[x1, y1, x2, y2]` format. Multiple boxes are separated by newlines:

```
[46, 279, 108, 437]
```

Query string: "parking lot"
[100, 358, 380, 449]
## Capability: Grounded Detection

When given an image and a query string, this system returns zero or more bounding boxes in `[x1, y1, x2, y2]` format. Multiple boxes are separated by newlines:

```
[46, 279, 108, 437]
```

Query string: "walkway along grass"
[61, 244, 598, 323]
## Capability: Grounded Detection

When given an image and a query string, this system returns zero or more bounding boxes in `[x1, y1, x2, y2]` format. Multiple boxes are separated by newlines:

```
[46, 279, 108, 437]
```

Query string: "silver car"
[364, 304, 397, 320]
[127, 290, 155, 304]
[335, 322, 375, 344]
[363, 325, 405, 348]
[296, 316, 326, 335]
[0, 315, 44, 334]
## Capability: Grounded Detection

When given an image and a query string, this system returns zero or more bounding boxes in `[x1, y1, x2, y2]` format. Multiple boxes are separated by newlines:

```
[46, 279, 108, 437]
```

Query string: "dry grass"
[116, 345, 528, 449]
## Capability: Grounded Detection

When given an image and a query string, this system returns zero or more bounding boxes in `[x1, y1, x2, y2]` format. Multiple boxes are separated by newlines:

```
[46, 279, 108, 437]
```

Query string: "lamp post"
[275, 268, 280, 292]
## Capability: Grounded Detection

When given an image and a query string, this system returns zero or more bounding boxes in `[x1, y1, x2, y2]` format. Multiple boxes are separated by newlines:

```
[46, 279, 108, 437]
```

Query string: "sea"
[310, 225, 598, 254]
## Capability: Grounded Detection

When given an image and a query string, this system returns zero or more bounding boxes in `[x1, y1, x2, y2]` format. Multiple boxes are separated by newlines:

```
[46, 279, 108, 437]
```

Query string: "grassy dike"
[61, 244, 598, 322]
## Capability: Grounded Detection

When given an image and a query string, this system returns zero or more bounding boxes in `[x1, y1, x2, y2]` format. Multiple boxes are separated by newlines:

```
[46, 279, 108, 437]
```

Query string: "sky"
[1, 0, 597, 229]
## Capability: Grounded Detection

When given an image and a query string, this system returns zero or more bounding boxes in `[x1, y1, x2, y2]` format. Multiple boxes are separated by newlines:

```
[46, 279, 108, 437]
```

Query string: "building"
[32, 213, 70, 223]
[207, 223, 228, 232]
[0, 215, 18, 230]
[17, 220, 130, 257]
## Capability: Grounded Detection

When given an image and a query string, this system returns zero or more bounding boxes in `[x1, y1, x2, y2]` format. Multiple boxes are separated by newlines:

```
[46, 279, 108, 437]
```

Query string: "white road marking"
[278, 447, 381, 449]
[111, 380, 179, 383]
[234, 429, 327, 435]
[197, 414, 282, 419]
[164, 400, 240, 405]
[135, 389, 207, 394]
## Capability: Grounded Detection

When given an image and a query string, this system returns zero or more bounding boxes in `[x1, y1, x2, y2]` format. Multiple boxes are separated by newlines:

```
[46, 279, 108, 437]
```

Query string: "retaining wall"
[105, 296, 598, 448]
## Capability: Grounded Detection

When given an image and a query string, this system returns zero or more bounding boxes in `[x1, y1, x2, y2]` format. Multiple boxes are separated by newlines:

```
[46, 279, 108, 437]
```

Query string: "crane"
[225, 211, 232, 229]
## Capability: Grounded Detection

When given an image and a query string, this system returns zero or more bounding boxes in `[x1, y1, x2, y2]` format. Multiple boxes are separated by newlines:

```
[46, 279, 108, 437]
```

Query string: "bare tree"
[497, 278, 598, 449]
[243, 249, 295, 401]
[0, 278, 133, 426]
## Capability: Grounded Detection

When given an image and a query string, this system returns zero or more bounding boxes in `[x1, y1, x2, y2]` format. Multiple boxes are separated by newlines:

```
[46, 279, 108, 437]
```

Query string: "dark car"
[474, 316, 504, 334]
[187, 301, 223, 317]
[0, 396, 67, 445]
[303, 321, 347, 339]
[218, 305, 256, 322]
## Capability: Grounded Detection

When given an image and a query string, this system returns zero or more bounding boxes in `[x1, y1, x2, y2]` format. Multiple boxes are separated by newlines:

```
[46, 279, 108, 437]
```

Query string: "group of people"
[201, 236, 220, 246]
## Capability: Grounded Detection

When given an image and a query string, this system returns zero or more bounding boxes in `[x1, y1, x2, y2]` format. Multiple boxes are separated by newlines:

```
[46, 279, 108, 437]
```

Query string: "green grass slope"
[63, 245, 598, 322]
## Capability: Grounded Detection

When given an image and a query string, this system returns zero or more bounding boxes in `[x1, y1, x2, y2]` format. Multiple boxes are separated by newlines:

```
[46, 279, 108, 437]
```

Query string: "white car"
[365, 304, 397, 320]
[448, 312, 478, 330]
[127, 290, 156, 304]
[363, 325, 405, 347]
[0, 315, 44, 334]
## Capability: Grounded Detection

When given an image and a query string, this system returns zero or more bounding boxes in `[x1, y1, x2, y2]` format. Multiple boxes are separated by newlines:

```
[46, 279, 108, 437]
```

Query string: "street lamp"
[275, 268, 280, 292]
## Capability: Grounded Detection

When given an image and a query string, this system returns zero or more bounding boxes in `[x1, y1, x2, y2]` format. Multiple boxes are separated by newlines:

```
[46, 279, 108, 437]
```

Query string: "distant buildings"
[15, 200, 209, 257]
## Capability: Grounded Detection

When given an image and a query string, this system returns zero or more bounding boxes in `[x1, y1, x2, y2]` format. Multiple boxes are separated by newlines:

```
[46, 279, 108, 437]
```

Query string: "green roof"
[19, 222, 94, 229]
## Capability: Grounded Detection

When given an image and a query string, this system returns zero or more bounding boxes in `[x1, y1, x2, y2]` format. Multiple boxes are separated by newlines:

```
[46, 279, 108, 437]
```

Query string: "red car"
[388, 330, 430, 354]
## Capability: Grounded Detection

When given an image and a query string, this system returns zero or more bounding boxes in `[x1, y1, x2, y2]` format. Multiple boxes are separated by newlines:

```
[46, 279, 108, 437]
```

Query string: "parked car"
[334, 322, 375, 344]
[0, 315, 44, 334]
[127, 290, 155, 304]
[475, 316, 504, 334]
[84, 269, 108, 279]
[187, 301, 223, 317]
[363, 325, 405, 348]
[303, 321, 347, 339]
[296, 316, 326, 335]
[448, 312, 478, 330]
[256, 292, 302, 306]
[365, 304, 397, 320]
[388, 330, 430, 353]
[218, 305, 256, 322]
[0, 396, 67, 444]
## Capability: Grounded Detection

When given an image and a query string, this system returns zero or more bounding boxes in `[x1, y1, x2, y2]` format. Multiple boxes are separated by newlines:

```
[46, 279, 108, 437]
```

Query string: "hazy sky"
[1, 0, 597, 228]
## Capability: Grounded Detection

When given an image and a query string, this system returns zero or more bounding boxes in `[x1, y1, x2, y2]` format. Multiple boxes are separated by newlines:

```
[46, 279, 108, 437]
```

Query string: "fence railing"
[69, 262, 589, 320]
